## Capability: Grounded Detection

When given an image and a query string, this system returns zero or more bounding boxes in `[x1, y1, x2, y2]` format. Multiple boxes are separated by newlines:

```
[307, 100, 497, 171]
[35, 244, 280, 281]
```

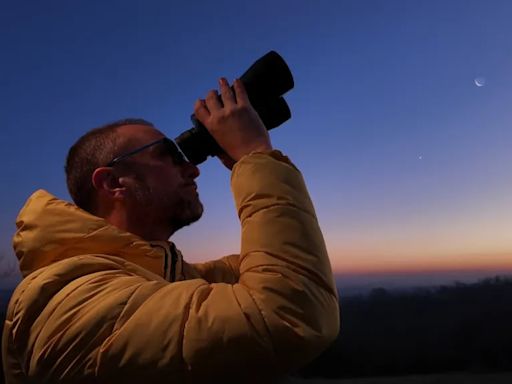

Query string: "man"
[2, 78, 339, 383]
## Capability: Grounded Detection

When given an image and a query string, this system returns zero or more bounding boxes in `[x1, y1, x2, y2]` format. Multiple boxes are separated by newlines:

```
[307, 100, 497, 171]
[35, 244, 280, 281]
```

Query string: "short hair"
[65, 118, 154, 213]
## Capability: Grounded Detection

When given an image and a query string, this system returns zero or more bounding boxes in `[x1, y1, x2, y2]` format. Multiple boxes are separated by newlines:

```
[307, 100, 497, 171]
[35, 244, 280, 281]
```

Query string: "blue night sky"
[1, 0, 512, 289]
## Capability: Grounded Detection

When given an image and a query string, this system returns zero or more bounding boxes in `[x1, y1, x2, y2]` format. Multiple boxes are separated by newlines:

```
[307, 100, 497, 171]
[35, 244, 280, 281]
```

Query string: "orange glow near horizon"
[177, 237, 512, 277]
[329, 250, 512, 275]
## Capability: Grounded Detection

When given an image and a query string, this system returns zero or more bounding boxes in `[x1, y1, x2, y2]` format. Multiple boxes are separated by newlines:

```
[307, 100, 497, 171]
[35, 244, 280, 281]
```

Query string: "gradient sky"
[1, 0, 511, 288]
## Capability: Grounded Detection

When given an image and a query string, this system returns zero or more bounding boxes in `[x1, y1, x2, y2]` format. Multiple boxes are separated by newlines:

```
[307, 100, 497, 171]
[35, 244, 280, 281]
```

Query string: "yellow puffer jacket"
[2, 151, 340, 383]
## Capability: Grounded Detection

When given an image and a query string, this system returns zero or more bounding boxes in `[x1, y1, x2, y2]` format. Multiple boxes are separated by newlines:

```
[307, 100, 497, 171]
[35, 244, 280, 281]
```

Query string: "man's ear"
[92, 167, 126, 199]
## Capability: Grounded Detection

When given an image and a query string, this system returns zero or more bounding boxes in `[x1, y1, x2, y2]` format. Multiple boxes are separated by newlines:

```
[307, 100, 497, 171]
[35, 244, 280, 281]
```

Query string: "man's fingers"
[233, 79, 250, 106]
[205, 89, 222, 112]
[219, 77, 236, 107]
[194, 99, 210, 123]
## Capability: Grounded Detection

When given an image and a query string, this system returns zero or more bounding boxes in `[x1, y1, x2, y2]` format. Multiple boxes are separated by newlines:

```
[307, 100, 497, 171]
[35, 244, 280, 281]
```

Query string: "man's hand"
[194, 78, 272, 168]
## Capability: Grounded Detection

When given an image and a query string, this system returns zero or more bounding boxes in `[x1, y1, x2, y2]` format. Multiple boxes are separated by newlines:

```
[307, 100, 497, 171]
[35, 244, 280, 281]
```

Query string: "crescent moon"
[474, 77, 486, 87]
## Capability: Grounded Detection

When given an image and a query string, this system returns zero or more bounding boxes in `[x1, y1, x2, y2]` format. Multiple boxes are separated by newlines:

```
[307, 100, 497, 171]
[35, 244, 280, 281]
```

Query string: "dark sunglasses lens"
[165, 139, 187, 164]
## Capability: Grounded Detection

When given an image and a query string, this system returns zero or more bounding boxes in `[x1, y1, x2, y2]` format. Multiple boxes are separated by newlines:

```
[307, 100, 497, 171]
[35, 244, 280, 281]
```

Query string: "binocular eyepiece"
[174, 51, 294, 165]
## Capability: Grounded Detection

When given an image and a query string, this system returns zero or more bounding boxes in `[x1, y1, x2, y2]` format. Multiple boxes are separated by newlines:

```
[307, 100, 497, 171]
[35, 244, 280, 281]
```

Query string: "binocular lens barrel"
[240, 50, 294, 105]
[175, 51, 294, 165]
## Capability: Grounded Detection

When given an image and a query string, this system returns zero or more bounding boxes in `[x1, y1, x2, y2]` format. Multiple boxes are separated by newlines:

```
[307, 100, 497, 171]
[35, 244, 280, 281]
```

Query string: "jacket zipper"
[163, 248, 169, 280]
[169, 243, 178, 282]
[152, 244, 175, 282]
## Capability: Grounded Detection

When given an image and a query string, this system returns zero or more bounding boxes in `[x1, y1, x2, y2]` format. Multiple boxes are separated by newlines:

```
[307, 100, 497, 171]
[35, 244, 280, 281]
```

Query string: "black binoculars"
[174, 51, 294, 165]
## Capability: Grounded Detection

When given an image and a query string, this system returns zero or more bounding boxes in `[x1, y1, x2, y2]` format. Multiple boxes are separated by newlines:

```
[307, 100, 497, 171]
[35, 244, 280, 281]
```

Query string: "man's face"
[114, 124, 203, 233]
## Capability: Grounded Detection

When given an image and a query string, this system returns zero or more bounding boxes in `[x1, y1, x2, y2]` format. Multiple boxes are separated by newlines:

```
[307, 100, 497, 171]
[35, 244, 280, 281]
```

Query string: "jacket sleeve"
[185, 254, 240, 283]
[229, 150, 340, 365]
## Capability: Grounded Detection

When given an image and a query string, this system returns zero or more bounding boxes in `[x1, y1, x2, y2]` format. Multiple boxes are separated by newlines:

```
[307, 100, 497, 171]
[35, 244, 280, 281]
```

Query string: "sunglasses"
[106, 137, 187, 167]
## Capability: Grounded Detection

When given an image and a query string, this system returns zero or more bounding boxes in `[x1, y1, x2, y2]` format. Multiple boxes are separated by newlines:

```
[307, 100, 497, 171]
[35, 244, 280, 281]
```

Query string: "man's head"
[65, 119, 203, 240]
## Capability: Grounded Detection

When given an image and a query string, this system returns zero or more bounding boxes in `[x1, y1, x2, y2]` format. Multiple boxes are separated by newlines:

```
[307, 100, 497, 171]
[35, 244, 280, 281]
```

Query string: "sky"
[1, 0, 511, 290]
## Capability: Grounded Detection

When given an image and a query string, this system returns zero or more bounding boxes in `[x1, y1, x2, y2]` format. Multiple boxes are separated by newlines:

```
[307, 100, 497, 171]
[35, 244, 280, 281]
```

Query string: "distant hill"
[335, 271, 512, 296]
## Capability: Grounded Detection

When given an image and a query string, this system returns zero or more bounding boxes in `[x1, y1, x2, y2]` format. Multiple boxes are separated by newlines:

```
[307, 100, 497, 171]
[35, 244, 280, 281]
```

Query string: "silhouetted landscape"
[1, 288, 11, 384]
[1, 276, 511, 383]
[298, 275, 512, 380]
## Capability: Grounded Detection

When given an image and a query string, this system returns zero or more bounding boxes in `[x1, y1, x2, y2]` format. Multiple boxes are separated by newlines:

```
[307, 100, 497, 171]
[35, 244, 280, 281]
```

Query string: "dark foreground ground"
[291, 372, 512, 383]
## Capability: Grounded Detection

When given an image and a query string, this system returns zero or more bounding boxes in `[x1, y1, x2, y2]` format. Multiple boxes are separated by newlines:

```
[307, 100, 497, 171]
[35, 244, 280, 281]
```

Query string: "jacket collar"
[13, 189, 182, 280]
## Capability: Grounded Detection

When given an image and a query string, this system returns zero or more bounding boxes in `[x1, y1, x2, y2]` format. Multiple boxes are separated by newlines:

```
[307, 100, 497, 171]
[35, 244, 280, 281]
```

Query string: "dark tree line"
[299, 276, 512, 379]
[0, 290, 9, 384]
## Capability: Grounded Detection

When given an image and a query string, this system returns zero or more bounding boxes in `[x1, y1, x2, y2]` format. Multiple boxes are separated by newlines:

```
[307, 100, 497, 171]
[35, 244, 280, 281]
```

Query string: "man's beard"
[168, 196, 204, 230]
[132, 183, 204, 233]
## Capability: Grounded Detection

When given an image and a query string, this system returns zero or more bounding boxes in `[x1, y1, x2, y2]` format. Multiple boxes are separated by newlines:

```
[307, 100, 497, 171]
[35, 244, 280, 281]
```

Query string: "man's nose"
[182, 161, 200, 179]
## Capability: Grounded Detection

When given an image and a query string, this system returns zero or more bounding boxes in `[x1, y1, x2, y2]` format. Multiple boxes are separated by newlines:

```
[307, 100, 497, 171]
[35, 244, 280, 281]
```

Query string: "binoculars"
[174, 51, 294, 165]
